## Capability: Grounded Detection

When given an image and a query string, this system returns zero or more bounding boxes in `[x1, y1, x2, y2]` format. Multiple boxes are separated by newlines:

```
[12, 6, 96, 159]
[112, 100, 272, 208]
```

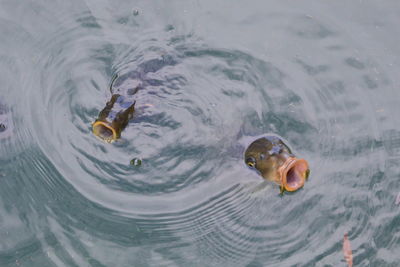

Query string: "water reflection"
[0, 0, 400, 266]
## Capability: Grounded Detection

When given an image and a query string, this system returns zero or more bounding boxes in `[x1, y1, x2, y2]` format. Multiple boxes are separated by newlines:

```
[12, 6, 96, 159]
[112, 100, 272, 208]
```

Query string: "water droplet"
[130, 158, 142, 166]
[165, 24, 175, 32]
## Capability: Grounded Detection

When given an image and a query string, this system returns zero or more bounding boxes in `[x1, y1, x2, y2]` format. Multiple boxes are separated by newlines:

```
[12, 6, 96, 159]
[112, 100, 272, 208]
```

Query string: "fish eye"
[246, 157, 256, 168]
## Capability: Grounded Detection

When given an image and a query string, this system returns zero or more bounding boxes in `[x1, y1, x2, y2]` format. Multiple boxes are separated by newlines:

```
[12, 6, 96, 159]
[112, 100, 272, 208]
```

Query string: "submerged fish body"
[93, 54, 178, 142]
[244, 136, 309, 193]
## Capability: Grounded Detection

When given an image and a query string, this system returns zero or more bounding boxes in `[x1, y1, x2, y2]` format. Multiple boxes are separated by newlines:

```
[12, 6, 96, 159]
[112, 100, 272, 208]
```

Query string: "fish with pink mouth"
[244, 136, 310, 193]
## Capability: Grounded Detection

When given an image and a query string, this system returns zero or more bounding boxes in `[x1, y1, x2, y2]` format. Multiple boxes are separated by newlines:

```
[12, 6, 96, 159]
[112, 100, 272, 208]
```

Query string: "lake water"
[1, 0, 400, 266]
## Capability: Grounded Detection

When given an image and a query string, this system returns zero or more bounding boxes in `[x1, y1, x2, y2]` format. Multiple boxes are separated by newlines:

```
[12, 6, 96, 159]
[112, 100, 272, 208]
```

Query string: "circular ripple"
[3, 3, 396, 266]
[29, 16, 312, 198]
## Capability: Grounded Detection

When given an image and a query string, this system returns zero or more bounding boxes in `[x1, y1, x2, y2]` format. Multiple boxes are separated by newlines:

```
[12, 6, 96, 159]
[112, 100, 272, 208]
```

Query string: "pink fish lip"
[278, 157, 309, 192]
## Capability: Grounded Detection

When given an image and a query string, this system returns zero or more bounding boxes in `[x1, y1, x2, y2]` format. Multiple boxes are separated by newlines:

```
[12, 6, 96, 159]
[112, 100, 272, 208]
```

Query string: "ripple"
[1, 1, 399, 266]
[25, 10, 385, 266]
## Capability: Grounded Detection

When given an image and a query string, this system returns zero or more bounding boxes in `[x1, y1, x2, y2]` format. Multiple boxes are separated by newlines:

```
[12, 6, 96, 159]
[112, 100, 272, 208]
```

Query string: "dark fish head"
[244, 136, 309, 192]
[92, 94, 135, 143]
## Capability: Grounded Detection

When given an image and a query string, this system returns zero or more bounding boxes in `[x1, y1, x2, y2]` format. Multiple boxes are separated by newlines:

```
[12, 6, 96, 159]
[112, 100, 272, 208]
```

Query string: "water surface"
[1, 0, 400, 266]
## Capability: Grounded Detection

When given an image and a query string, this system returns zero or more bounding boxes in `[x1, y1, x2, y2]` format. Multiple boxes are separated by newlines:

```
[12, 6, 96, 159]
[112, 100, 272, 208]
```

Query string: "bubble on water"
[165, 24, 175, 32]
[130, 158, 142, 166]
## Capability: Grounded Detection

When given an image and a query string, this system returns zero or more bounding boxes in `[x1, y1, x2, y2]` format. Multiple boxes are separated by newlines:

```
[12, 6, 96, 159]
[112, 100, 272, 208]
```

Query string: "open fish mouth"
[279, 157, 309, 192]
[92, 94, 135, 143]
[92, 121, 117, 142]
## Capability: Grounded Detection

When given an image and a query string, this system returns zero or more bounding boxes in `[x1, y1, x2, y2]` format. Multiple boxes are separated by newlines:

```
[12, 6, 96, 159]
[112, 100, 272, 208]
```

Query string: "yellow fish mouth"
[92, 121, 118, 142]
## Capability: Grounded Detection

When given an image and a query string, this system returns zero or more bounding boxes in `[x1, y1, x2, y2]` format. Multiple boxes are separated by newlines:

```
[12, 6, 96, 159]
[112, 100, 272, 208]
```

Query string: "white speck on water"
[395, 192, 400, 205]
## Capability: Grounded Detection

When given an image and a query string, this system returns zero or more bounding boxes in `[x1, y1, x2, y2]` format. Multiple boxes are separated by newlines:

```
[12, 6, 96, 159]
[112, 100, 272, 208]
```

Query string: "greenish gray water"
[1, 0, 400, 266]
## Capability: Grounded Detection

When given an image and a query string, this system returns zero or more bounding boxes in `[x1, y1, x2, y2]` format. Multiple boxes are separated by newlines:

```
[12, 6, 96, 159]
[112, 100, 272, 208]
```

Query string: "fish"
[244, 135, 310, 193]
[92, 93, 136, 142]
[343, 233, 353, 267]
[93, 54, 177, 142]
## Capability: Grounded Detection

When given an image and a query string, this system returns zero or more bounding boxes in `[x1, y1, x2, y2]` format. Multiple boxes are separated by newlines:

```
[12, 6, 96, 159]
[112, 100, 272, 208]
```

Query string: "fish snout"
[92, 121, 118, 142]
[92, 94, 135, 143]
[278, 157, 309, 192]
